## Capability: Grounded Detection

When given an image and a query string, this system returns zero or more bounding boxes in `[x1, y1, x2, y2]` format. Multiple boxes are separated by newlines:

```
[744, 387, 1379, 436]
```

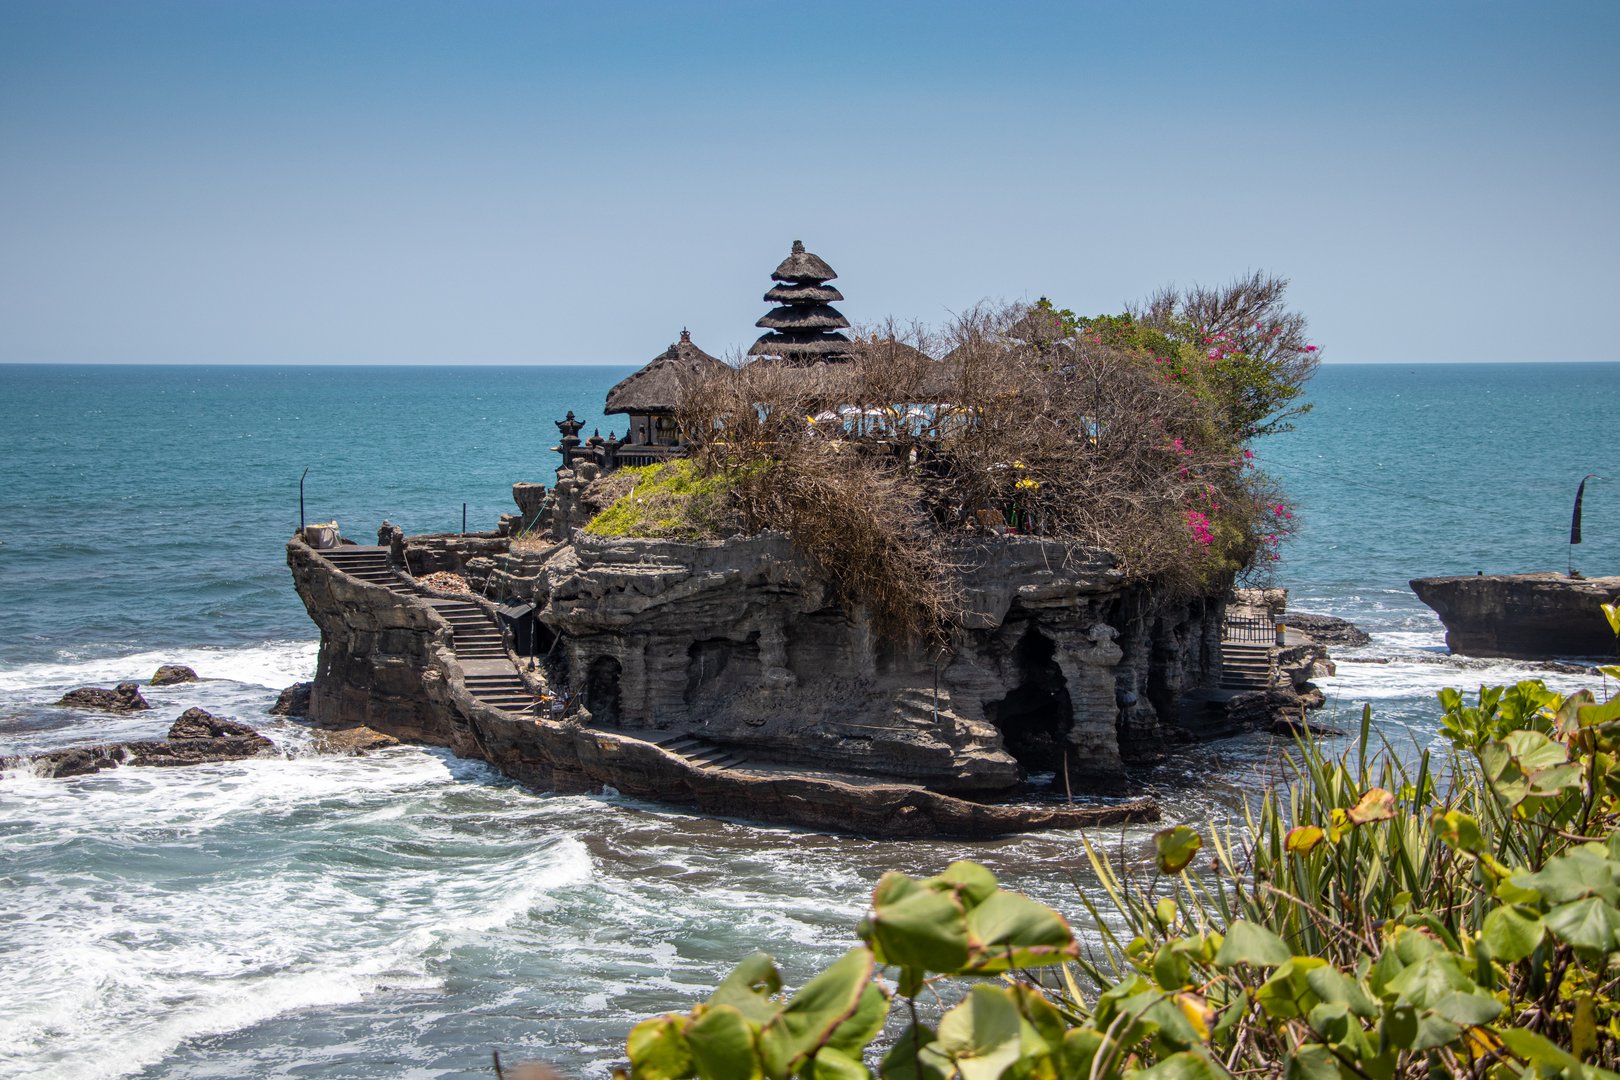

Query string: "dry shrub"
[678, 359, 956, 643]
[667, 290, 1306, 636]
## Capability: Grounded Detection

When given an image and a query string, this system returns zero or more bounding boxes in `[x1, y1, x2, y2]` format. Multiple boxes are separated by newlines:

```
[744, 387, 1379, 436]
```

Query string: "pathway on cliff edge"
[319, 547, 542, 716]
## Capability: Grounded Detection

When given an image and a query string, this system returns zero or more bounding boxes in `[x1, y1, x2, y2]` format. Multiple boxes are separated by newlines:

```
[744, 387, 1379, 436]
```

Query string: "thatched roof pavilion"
[604, 330, 725, 416]
[748, 241, 855, 364]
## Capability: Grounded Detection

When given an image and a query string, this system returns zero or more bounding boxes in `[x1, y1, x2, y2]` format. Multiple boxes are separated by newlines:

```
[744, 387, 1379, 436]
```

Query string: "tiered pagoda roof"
[747, 241, 854, 364]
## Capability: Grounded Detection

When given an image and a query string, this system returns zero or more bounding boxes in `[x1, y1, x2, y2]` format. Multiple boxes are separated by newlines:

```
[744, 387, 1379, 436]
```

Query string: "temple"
[285, 240, 1330, 838]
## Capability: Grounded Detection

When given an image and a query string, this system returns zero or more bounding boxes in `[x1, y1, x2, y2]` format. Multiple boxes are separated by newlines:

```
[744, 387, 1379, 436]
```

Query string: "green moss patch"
[583, 459, 738, 540]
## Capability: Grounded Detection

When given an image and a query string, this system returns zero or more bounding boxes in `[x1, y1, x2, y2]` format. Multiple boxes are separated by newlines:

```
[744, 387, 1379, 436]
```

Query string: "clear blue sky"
[2, 1, 1616, 364]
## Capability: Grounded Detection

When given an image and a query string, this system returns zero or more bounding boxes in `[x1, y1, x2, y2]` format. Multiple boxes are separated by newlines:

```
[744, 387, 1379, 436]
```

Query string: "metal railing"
[1222, 614, 1275, 645]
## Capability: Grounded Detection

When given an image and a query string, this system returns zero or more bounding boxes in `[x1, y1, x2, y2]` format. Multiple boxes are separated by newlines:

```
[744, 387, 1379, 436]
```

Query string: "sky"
[1, 0, 1617, 365]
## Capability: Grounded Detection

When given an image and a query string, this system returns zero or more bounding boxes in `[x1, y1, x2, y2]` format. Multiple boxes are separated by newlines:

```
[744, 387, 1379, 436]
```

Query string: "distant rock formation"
[1411, 573, 1620, 659]
[55, 682, 151, 712]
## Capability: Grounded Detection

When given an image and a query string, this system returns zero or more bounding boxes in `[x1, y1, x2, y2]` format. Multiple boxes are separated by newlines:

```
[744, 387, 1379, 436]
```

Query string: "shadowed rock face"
[492, 532, 1227, 792]
[1411, 573, 1620, 660]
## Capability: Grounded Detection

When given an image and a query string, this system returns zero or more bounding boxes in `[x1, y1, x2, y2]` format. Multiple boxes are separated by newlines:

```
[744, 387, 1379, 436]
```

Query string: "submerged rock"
[149, 664, 199, 686]
[55, 682, 151, 712]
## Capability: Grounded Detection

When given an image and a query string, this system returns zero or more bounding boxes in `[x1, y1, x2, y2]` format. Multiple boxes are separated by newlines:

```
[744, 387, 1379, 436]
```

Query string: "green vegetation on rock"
[583, 460, 739, 541]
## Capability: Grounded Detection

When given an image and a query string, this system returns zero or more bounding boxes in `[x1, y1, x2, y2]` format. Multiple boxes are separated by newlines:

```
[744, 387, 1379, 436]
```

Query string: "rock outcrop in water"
[55, 681, 151, 712]
[1411, 573, 1620, 659]
[2, 708, 274, 778]
[149, 664, 200, 686]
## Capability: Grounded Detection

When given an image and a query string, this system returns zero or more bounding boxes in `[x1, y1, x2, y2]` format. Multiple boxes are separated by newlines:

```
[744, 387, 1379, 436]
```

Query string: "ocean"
[2, 361, 1617, 1079]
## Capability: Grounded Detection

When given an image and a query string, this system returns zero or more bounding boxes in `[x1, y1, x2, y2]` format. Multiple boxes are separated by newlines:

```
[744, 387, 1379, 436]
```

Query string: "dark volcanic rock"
[8, 745, 127, 778]
[56, 682, 151, 712]
[269, 682, 312, 717]
[3, 710, 273, 780]
[168, 707, 271, 746]
[1411, 573, 1620, 659]
[1286, 612, 1371, 648]
[149, 664, 199, 686]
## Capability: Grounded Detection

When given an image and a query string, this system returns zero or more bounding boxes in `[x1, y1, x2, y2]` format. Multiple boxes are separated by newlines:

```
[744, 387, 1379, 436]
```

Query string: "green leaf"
[1502, 729, 1569, 772]
[932, 861, 998, 907]
[800, 1045, 868, 1080]
[861, 877, 970, 973]
[935, 985, 1025, 1080]
[1481, 904, 1545, 963]
[1283, 1044, 1339, 1080]
[1379, 1003, 1418, 1052]
[708, 953, 784, 1028]
[1497, 1026, 1584, 1070]
[1255, 956, 1327, 1020]
[1153, 941, 1192, 991]
[1514, 847, 1620, 904]
[1428, 990, 1503, 1027]
[687, 1005, 762, 1080]
[1430, 810, 1484, 854]
[824, 982, 890, 1057]
[1601, 601, 1620, 638]
[1154, 825, 1203, 874]
[1544, 896, 1620, 954]
[1212, 921, 1291, 969]
[1304, 965, 1378, 1018]
[1384, 953, 1472, 1009]
[1058, 1029, 1105, 1079]
[1135, 1050, 1231, 1079]
[962, 889, 1078, 972]
[759, 947, 872, 1074]
[879, 1024, 948, 1080]
[627, 1014, 696, 1080]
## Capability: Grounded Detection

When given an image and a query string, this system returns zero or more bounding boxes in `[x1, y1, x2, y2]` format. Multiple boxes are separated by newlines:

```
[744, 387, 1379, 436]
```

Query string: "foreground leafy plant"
[620, 656, 1620, 1077]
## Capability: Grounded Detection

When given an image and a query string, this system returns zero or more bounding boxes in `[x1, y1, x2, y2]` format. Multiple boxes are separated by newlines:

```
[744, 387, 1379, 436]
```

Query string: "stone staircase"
[1220, 642, 1274, 691]
[320, 546, 413, 595]
[316, 546, 546, 717]
[652, 732, 754, 772]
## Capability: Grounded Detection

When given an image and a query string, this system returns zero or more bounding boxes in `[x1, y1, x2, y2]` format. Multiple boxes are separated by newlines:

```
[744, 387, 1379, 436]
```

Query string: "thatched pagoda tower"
[748, 241, 854, 365]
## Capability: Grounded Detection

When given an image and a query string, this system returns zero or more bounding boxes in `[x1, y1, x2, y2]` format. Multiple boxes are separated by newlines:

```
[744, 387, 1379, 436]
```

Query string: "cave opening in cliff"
[584, 656, 622, 726]
[985, 624, 1074, 778]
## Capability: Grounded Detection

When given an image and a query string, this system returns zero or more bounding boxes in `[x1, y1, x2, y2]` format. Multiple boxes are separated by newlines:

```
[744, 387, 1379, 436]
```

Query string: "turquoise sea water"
[1, 362, 1617, 1079]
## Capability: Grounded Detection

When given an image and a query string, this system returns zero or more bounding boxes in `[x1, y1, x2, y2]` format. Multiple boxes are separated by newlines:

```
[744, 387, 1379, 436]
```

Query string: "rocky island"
[290, 243, 1328, 836]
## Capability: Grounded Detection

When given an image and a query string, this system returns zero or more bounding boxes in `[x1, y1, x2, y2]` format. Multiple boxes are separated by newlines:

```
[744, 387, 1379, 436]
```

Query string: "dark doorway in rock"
[985, 625, 1073, 775]
[584, 656, 622, 726]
